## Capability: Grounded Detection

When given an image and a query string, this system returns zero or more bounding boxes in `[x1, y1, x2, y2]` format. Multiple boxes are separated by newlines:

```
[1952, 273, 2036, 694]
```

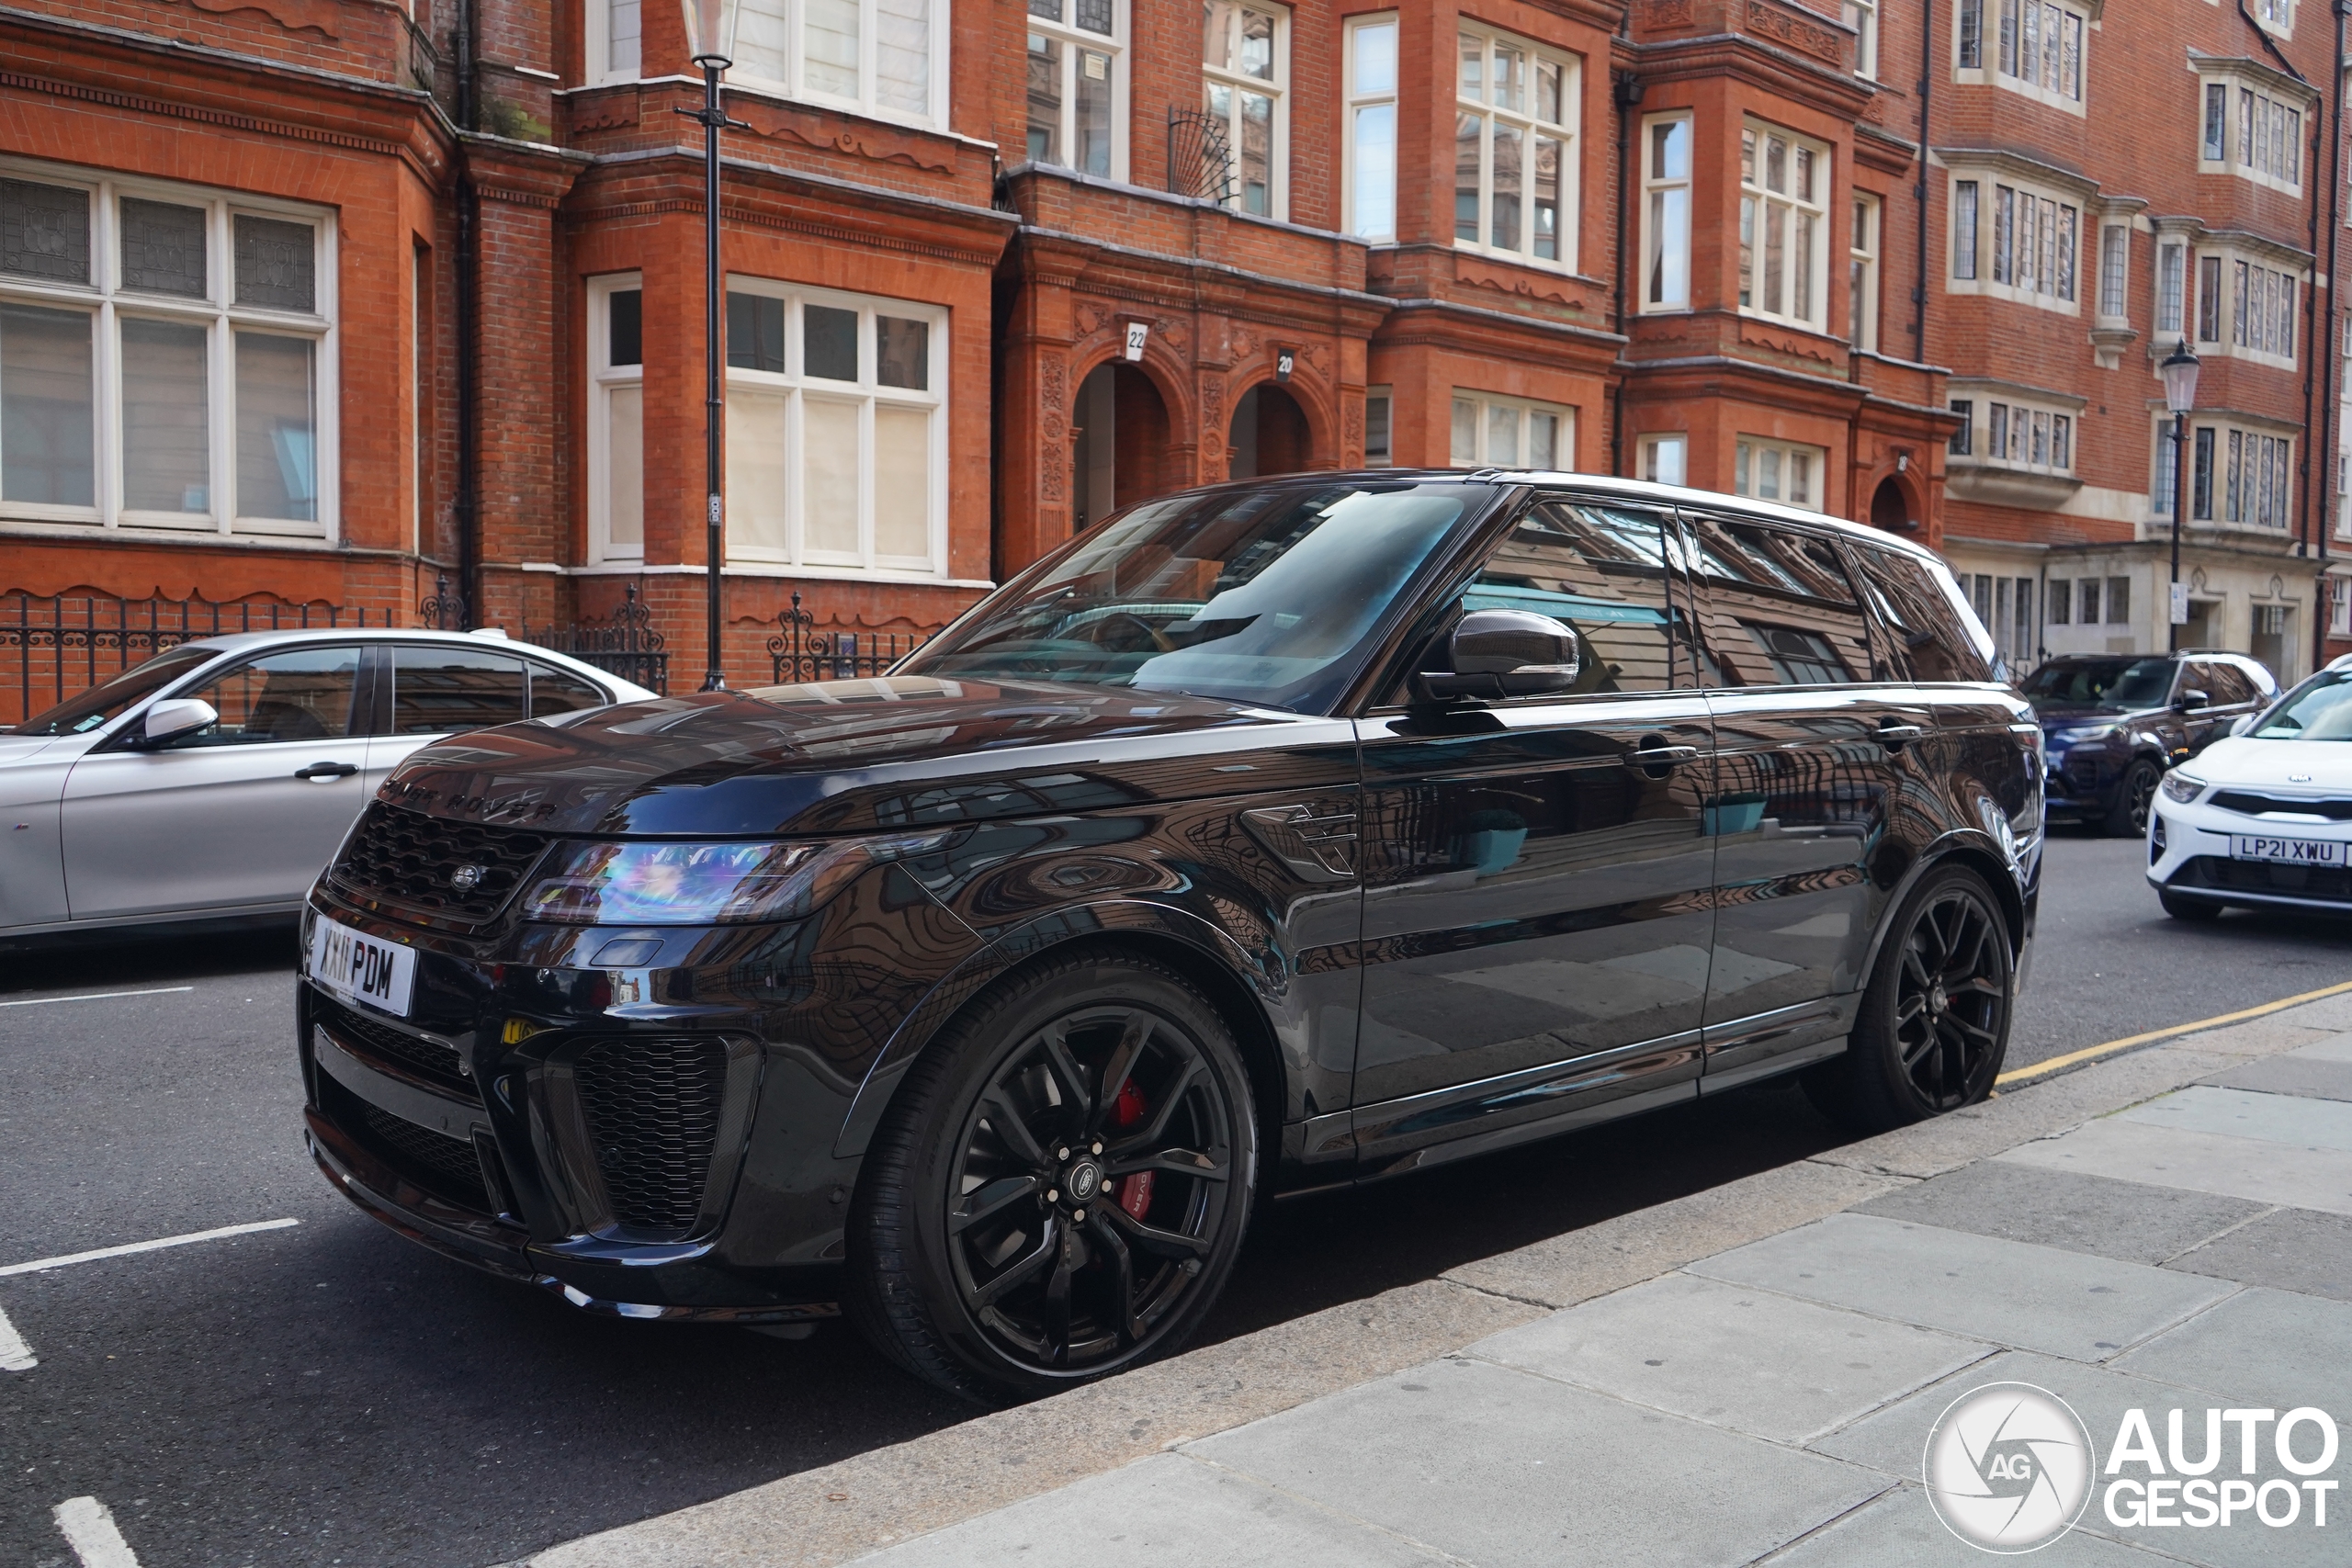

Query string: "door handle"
[1626, 743, 1701, 774]
[1876, 721, 1928, 750]
[292, 761, 358, 781]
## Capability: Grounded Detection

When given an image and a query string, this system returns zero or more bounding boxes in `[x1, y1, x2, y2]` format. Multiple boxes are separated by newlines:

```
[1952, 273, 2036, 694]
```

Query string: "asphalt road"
[4, 832, 2347, 1568]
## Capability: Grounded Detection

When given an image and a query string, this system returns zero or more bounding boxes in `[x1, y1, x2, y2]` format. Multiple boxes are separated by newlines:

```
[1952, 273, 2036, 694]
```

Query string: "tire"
[2105, 760, 2161, 839]
[2159, 888, 2224, 922]
[845, 950, 1260, 1403]
[1804, 865, 2014, 1135]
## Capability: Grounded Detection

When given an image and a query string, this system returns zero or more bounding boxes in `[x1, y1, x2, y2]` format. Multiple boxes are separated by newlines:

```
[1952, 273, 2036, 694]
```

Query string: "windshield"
[901, 481, 1477, 712]
[2251, 670, 2352, 740]
[12, 646, 220, 736]
[2020, 657, 2176, 710]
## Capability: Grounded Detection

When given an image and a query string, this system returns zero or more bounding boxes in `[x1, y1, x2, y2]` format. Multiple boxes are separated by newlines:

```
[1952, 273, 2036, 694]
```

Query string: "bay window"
[2184, 423, 2294, 527]
[1947, 165, 2081, 313]
[1449, 390, 1570, 468]
[1202, 1, 1285, 218]
[1025, 0, 1122, 176]
[1344, 15, 1397, 241]
[722, 280, 945, 575]
[0, 163, 334, 537]
[2195, 73, 2309, 193]
[1453, 27, 1577, 271]
[588, 275, 643, 562]
[2193, 247, 2304, 367]
[1979, 0, 2086, 109]
[1641, 115, 1691, 310]
[729, 0, 947, 126]
[1740, 121, 1829, 331]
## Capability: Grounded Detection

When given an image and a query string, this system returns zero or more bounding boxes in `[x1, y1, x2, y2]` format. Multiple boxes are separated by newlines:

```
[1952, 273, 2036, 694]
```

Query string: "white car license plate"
[2230, 835, 2345, 867]
[308, 915, 417, 1017]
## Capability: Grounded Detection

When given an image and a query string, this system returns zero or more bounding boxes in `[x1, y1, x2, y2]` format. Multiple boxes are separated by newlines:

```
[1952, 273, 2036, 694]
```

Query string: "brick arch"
[1224, 363, 1338, 476]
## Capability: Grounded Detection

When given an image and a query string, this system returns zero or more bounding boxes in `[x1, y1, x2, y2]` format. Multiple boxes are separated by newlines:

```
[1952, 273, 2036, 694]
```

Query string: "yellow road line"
[1997, 976, 2352, 1087]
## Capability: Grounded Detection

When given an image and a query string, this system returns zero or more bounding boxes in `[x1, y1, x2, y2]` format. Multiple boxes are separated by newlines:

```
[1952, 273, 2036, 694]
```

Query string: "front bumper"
[2147, 800, 2352, 912]
[293, 883, 956, 1319]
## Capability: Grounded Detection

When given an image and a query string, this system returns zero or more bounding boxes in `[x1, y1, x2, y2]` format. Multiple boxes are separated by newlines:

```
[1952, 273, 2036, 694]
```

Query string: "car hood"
[2032, 705, 2157, 731]
[0, 731, 89, 766]
[2178, 737, 2352, 793]
[376, 675, 1360, 837]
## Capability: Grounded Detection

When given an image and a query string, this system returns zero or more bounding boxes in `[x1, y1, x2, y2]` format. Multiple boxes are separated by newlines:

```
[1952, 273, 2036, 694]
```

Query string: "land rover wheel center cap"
[1065, 1159, 1103, 1202]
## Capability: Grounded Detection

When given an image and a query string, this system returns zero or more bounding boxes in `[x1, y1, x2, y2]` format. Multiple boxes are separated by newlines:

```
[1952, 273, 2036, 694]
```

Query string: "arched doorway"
[1870, 475, 1915, 532]
[1229, 382, 1309, 479]
[1072, 362, 1171, 533]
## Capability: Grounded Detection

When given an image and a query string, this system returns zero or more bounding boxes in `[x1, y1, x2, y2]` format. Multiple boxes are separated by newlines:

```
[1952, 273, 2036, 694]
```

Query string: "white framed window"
[1641, 115, 1691, 310]
[587, 274, 643, 563]
[2156, 239, 2186, 335]
[1952, 393, 2074, 476]
[1957, 0, 2086, 112]
[1849, 193, 1880, 351]
[1363, 385, 1392, 466]
[1639, 433, 1686, 486]
[729, 0, 948, 126]
[2256, 0, 2295, 37]
[0, 159, 337, 540]
[1845, 0, 1877, 79]
[2196, 249, 2302, 367]
[721, 278, 946, 575]
[2332, 577, 2349, 636]
[2199, 73, 2309, 194]
[2188, 422, 2295, 526]
[1453, 27, 1578, 271]
[1203, 2, 1286, 219]
[1343, 14, 1397, 241]
[1733, 437, 1824, 509]
[1024, 0, 1124, 177]
[588, 0, 642, 82]
[1448, 390, 1570, 468]
[1947, 168, 2079, 312]
[1740, 121, 1830, 330]
[2096, 222, 2129, 322]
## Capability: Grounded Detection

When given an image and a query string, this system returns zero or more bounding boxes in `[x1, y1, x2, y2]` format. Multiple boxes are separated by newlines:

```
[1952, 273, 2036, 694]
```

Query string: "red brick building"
[6, 0, 2326, 705]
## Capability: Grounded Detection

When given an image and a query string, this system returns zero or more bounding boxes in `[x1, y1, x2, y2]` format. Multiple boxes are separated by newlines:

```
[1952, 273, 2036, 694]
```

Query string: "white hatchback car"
[0, 630, 653, 942]
[2147, 661, 2352, 920]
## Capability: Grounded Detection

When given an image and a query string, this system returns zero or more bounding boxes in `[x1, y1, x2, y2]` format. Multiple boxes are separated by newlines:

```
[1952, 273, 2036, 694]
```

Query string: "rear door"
[62, 645, 370, 919]
[1681, 509, 1918, 1088]
[364, 642, 532, 784]
[1351, 497, 1718, 1168]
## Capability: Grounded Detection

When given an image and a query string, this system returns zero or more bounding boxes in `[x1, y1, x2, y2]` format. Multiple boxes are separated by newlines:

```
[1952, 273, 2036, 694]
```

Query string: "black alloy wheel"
[1805, 865, 2013, 1133]
[848, 953, 1257, 1402]
[2107, 759, 2162, 839]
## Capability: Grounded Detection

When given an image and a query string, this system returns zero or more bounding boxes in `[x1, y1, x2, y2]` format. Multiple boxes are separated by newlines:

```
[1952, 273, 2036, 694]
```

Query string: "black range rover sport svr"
[298, 473, 2042, 1399]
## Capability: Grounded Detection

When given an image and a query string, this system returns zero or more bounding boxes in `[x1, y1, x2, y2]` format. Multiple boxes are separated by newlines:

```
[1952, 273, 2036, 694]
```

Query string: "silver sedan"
[0, 629, 654, 941]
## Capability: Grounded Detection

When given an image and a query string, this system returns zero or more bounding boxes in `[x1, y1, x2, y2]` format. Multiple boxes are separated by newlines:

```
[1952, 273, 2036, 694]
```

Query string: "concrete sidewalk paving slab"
[1850, 1162, 2267, 1267]
[2207, 1054, 2352, 1102]
[841, 1452, 1451, 1568]
[2119, 1086, 2352, 1151]
[1464, 1271, 1989, 1444]
[2112, 1283, 2352, 1416]
[1760, 1484, 2177, 1567]
[1997, 1119, 2352, 1215]
[1688, 1213, 2237, 1362]
[2162, 1208, 2352, 1301]
[2285, 1031, 2352, 1063]
[1189, 1355, 1892, 1568]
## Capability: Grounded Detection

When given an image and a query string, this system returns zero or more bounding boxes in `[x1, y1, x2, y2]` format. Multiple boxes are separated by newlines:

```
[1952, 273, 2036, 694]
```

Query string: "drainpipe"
[451, 0, 481, 630]
[1611, 58, 1640, 479]
[1913, 0, 1933, 361]
[2320, 0, 2348, 666]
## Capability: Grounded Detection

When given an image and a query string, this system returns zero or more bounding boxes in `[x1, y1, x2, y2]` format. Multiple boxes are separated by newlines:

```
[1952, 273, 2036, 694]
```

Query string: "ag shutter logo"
[1923, 1382, 2097, 1552]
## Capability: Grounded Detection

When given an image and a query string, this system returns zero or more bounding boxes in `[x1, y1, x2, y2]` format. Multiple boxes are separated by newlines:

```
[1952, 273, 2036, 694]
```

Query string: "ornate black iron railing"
[0, 592, 378, 728]
[768, 592, 936, 684]
[526, 582, 671, 695]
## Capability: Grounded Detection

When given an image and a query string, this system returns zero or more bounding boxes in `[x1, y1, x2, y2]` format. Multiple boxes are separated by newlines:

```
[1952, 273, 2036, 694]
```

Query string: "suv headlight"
[522, 831, 945, 925]
[2160, 772, 2207, 805]
[2054, 723, 2120, 744]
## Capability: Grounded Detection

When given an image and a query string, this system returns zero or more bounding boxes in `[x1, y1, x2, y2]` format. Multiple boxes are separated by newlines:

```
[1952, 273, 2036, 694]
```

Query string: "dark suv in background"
[2022, 652, 2277, 836]
[295, 473, 2042, 1401]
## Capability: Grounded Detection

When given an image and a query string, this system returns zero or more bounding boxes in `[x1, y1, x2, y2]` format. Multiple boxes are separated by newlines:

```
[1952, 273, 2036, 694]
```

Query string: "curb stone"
[514, 1003, 2347, 1568]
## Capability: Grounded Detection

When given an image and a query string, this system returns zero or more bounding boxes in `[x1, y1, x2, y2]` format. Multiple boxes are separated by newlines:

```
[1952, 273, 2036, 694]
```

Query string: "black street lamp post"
[2160, 339, 2202, 655]
[681, 2, 741, 692]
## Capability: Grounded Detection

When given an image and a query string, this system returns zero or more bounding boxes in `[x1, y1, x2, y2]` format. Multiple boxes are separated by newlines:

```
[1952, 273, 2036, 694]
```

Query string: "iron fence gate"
[769, 592, 937, 684]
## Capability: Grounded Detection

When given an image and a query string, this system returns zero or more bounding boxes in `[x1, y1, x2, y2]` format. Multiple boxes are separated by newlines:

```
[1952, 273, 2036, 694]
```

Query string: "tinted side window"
[1847, 544, 1996, 683]
[1682, 512, 1871, 686]
[1445, 501, 1690, 694]
[528, 663, 606, 717]
[392, 645, 526, 735]
[170, 647, 361, 746]
[2202, 662, 2256, 706]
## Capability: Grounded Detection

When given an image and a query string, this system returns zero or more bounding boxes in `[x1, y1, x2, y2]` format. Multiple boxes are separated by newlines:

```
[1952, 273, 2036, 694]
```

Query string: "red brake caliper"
[1112, 1078, 1153, 1220]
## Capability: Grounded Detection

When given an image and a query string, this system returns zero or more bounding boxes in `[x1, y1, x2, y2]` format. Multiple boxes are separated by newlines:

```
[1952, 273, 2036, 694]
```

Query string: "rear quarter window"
[1846, 543, 1996, 684]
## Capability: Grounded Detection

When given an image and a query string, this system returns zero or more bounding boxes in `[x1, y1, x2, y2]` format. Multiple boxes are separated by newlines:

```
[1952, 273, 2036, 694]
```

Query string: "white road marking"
[0, 1302, 34, 1370]
[0, 1218, 300, 1279]
[53, 1496, 141, 1568]
[0, 986, 195, 1009]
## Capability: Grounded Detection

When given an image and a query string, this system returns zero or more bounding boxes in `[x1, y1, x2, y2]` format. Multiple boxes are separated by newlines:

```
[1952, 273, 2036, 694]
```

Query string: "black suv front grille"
[319, 1077, 492, 1212]
[2180, 855, 2352, 902]
[313, 995, 469, 1093]
[2209, 791, 2352, 821]
[329, 802, 551, 927]
[575, 1038, 729, 1236]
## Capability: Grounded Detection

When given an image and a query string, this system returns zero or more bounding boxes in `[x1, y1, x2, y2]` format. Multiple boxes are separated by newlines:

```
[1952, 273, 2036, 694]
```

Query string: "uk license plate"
[307, 914, 417, 1017]
[2230, 835, 2345, 866]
